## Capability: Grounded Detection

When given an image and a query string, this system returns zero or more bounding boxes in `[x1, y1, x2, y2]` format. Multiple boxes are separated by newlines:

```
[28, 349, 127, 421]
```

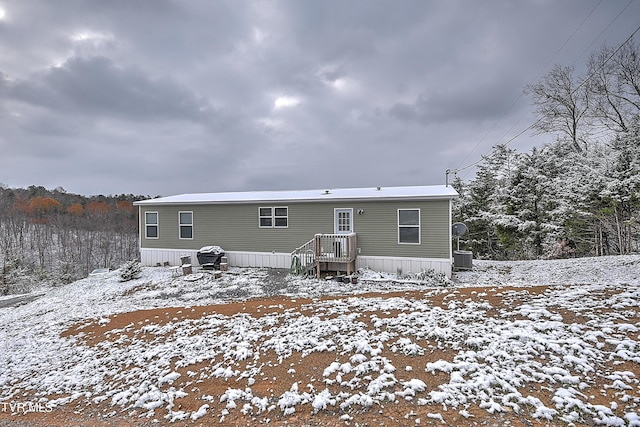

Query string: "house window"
[398, 209, 420, 244]
[145, 211, 159, 239]
[179, 211, 193, 239]
[259, 207, 272, 227]
[334, 208, 353, 234]
[274, 207, 288, 227]
[259, 207, 288, 228]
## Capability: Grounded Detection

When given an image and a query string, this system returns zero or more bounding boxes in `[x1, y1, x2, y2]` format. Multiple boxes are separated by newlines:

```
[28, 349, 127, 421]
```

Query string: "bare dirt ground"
[1, 283, 638, 427]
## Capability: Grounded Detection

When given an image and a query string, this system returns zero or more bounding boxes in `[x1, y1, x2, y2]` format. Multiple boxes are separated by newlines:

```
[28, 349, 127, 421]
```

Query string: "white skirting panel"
[225, 251, 291, 269]
[140, 248, 452, 277]
[139, 248, 292, 269]
[140, 248, 201, 266]
[356, 256, 452, 278]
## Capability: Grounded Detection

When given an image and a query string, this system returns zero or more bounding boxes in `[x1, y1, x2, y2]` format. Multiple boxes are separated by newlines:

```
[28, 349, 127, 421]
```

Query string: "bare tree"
[526, 65, 591, 153]
[614, 39, 640, 110]
[587, 39, 640, 132]
[0, 187, 142, 290]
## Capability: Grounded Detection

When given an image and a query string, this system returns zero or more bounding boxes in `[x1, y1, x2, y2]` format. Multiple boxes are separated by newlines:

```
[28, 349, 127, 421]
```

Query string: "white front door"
[333, 208, 353, 258]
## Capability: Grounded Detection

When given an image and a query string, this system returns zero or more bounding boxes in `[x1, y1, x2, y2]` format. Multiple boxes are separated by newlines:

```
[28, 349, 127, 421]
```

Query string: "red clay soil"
[1, 285, 636, 427]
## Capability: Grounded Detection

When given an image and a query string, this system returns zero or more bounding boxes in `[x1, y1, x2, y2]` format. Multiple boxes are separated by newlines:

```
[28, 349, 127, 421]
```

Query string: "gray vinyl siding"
[139, 199, 451, 258]
[354, 200, 450, 258]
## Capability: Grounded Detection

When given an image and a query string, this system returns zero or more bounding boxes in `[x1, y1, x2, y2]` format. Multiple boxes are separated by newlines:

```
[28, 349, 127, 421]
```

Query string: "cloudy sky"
[0, 1, 638, 196]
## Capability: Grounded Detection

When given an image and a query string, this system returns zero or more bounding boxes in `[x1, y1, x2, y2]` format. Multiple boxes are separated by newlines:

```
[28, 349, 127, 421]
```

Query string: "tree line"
[453, 38, 640, 260]
[0, 185, 148, 294]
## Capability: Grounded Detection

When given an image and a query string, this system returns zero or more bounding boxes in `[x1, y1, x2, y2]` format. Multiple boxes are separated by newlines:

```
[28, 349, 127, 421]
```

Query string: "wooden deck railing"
[314, 233, 357, 262]
[291, 237, 317, 276]
[291, 233, 357, 277]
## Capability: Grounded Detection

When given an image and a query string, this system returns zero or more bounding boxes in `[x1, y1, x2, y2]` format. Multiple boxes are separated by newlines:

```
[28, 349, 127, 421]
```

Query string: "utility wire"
[570, 0, 635, 67]
[451, 17, 640, 178]
[453, 0, 603, 172]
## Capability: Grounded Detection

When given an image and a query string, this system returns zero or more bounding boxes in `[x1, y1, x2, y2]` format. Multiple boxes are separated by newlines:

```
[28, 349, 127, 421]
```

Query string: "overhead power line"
[448, 16, 640, 183]
[452, 0, 604, 173]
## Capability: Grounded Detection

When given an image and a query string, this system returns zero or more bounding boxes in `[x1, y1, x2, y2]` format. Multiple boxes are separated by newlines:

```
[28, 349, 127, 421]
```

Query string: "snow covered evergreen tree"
[457, 145, 519, 259]
[599, 120, 640, 254]
[119, 260, 142, 282]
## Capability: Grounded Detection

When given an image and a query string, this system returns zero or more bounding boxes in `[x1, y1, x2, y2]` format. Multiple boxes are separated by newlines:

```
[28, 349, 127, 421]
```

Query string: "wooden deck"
[291, 233, 357, 278]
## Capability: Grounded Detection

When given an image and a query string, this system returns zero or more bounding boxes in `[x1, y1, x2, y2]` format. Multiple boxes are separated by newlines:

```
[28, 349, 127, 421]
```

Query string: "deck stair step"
[291, 233, 357, 278]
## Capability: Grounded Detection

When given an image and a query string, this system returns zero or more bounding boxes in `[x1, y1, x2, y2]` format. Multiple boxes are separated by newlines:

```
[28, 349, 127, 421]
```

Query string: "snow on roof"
[134, 185, 458, 205]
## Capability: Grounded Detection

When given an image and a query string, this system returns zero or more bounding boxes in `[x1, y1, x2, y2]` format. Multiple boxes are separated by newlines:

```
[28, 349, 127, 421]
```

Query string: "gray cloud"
[0, 0, 638, 196]
[389, 72, 524, 125]
[7, 56, 211, 122]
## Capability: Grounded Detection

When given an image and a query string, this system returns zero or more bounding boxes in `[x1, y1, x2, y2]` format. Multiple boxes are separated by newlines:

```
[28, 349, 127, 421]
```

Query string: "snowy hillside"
[1, 255, 639, 426]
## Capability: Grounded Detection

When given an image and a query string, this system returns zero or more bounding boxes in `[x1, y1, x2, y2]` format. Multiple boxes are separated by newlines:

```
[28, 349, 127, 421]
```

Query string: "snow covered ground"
[1, 255, 639, 426]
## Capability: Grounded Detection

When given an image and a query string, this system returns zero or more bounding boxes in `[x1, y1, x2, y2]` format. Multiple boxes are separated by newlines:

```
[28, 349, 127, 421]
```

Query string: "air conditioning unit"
[453, 250, 473, 271]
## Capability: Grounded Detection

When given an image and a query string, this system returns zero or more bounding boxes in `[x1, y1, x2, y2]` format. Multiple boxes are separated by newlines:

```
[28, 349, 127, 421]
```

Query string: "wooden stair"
[291, 233, 357, 278]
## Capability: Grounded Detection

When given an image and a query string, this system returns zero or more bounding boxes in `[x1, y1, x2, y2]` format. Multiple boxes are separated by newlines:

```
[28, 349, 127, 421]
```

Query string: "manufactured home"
[133, 185, 458, 277]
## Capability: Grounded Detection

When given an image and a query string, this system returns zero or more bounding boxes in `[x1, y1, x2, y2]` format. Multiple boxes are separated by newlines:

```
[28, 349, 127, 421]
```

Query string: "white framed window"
[334, 208, 353, 234]
[145, 211, 159, 239]
[259, 207, 273, 227]
[259, 206, 288, 228]
[179, 211, 193, 239]
[398, 209, 420, 244]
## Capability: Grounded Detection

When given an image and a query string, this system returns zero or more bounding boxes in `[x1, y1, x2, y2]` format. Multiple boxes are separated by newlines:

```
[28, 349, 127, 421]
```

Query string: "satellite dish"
[452, 222, 468, 237]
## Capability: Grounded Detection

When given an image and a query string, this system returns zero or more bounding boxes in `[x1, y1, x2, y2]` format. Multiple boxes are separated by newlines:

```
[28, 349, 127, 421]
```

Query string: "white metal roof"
[134, 185, 458, 206]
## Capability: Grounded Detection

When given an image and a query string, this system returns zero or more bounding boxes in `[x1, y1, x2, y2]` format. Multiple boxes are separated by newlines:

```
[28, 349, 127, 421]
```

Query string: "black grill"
[197, 246, 225, 270]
